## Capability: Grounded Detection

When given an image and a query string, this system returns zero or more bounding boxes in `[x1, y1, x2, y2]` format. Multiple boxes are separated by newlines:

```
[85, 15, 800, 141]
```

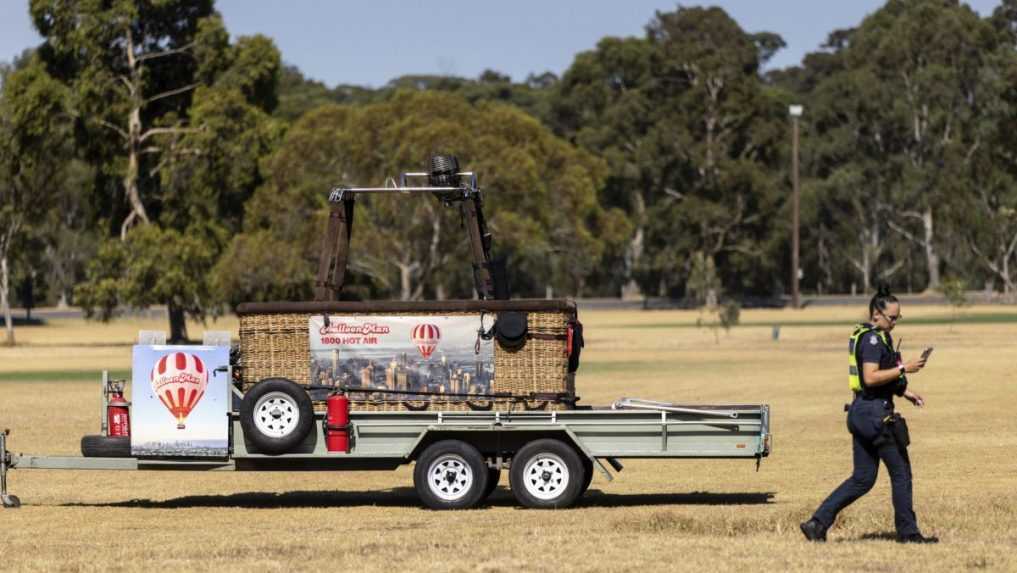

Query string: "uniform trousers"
[812, 395, 918, 536]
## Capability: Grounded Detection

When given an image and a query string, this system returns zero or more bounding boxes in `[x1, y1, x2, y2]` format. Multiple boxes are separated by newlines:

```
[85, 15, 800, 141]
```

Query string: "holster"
[876, 413, 910, 451]
[891, 414, 911, 449]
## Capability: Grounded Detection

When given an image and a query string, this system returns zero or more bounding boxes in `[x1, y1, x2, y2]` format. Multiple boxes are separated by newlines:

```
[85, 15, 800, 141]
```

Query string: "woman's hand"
[904, 389, 925, 407]
[903, 357, 926, 373]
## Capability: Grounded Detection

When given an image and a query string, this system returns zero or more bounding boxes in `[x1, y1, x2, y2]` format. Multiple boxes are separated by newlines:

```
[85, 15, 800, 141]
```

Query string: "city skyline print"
[308, 315, 495, 398]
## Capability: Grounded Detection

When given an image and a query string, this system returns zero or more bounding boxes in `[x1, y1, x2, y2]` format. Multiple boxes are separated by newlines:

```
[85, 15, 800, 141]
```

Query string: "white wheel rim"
[253, 391, 300, 438]
[427, 454, 474, 502]
[522, 453, 570, 501]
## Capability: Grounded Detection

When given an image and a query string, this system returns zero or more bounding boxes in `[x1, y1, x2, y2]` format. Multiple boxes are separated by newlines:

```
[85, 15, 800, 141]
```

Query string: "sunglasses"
[878, 309, 902, 322]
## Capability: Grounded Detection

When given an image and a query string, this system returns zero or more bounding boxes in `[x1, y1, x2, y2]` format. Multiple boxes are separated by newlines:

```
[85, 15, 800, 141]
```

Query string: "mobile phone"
[920, 347, 934, 361]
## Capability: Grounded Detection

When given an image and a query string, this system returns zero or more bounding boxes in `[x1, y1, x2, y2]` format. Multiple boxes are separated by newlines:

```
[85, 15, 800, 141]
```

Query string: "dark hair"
[869, 284, 899, 317]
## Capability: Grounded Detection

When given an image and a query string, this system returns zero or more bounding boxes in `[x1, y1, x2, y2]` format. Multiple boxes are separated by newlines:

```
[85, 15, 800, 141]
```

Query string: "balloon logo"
[411, 323, 441, 359]
[151, 352, 209, 430]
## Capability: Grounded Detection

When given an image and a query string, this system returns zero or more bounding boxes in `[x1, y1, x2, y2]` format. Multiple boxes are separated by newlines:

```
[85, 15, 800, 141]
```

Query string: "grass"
[0, 306, 1015, 571]
[0, 370, 131, 383]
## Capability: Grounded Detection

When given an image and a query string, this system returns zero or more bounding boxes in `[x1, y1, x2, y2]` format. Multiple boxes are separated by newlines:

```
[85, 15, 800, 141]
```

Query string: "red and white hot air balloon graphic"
[150, 352, 209, 429]
[411, 323, 441, 359]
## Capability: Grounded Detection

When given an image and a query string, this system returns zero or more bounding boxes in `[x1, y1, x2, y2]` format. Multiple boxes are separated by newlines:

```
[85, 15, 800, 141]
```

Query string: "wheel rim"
[522, 452, 570, 501]
[427, 454, 474, 502]
[253, 391, 300, 438]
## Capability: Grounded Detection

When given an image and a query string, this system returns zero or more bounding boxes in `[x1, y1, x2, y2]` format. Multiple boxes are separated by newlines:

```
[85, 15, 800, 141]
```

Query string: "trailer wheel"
[510, 439, 585, 509]
[81, 435, 131, 458]
[240, 378, 313, 455]
[580, 458, 594, 496]
[414, 440, 489, 510]
[482, 467, 501, 500]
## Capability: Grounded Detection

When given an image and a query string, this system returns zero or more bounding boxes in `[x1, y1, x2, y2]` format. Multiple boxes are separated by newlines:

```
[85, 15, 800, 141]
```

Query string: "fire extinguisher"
[325, 392, 350, 453]
[106, 380, 131, 438]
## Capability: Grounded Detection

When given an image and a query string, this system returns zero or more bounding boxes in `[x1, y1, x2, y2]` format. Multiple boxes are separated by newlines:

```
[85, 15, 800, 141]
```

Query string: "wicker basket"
[236, 300, 577, 410]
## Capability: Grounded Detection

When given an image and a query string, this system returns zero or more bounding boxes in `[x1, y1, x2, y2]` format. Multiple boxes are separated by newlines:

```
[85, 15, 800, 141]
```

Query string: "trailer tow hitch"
[1, 429, 20, 508]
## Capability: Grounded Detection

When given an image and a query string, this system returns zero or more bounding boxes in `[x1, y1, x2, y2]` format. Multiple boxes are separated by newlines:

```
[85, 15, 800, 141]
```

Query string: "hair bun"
[877, 283, 892, 297]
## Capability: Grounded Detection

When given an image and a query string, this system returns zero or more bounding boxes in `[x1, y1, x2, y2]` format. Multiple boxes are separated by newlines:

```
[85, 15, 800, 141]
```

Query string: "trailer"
[1, 392, 769, 510]
[0, 158, 771, 510]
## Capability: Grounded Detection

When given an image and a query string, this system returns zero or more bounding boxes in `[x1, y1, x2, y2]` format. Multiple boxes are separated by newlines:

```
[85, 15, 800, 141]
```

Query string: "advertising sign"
[131, 345, 230, 457]
[309, 315, 494, 397]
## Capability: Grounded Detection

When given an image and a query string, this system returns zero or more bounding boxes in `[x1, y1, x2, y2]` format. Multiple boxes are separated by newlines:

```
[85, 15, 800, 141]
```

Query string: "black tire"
[510, 439, 585, 509]
[482, 467, 501, 500]
[81, 435, 131, 458]
[580, 457, 594, 496]
[413, 440, 489, 510]
[240, 378, 313, 455]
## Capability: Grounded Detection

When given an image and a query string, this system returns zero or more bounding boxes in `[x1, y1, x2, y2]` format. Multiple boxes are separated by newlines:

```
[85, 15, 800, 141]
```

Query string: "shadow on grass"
[0, 316, 46, 328]
[63, 487, 424, 509]
[61, 488, 775, 510]
[573, 490, 776, 508]
[854, 531, 899, 542]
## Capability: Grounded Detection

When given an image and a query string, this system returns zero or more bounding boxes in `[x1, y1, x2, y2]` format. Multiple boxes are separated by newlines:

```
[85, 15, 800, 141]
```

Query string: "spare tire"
[81, 435, 131, 458]
[240, 378, 313, 455]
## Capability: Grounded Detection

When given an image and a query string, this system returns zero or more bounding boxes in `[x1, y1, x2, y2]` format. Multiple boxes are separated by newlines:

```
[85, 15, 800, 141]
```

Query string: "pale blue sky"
[0, 1, 1003, 87]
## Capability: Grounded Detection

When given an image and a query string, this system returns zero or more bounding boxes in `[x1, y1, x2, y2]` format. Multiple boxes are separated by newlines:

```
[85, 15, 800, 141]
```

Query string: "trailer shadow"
[569, 490, 776, 508]
[62, 488, 775, 510]
[62, 487, 424, 509]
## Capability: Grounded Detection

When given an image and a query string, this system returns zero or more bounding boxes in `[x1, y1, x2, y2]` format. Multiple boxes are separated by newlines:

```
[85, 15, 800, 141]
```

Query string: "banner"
[131, 345, 230, 457]
[308, 315, 494, 397]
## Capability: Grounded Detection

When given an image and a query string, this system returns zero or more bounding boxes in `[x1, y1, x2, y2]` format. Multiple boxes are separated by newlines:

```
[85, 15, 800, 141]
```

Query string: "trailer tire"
[482, 467, 501, 500]
[510, 439, 585, 509]
[240, 378, 313, 455]
[414, 440, 489, 510]
[81, 435, 131, 458]
[580, 458, 594, 496]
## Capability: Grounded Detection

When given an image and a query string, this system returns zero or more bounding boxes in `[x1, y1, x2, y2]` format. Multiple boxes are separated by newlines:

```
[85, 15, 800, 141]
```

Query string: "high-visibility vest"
[848, 323, 892, 393]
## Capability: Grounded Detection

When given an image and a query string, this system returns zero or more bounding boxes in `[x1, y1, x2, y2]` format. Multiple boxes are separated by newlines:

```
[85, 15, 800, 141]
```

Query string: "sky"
[0, 1, 1004, 88]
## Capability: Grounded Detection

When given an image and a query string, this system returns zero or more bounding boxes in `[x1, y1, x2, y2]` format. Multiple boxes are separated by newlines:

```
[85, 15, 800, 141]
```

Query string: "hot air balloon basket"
[238, 306, 576, 411]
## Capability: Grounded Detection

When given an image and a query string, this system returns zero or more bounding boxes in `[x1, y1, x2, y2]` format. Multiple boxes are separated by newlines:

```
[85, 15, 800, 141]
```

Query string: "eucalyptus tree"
[30, 1, 283, 341]
[552, 7, 787, 299]
[0, 57, 69, 345]
[836, 0, 1000, 290]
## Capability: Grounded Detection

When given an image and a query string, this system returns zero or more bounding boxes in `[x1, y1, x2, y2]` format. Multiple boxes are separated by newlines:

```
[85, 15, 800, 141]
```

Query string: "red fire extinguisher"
[106, 380, 131, 438]
[325, 392, 350, 453]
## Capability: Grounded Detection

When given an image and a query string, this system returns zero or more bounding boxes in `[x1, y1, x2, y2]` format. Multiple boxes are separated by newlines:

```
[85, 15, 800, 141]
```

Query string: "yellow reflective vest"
[848, 323, 893, 393]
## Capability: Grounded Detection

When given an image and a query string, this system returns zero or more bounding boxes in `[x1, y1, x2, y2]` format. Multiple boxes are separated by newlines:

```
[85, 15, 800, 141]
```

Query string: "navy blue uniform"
[812, 325, 919, 537]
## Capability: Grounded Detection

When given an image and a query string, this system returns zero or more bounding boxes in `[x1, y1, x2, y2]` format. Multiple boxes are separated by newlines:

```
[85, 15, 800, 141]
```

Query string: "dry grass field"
[0, 305, 1015, 572]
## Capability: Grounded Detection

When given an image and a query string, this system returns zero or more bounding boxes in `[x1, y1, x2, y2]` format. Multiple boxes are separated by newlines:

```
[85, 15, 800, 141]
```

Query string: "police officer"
[800, 286, 939, 544]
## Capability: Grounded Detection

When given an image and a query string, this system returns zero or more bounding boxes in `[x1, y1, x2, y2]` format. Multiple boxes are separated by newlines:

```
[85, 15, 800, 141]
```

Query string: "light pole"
[789, 104, 803, 310]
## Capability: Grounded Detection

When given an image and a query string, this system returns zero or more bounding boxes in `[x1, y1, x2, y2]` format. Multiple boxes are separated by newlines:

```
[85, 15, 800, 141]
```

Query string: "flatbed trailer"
[0, 162, 772, 510]
[1, 398, 770, 510]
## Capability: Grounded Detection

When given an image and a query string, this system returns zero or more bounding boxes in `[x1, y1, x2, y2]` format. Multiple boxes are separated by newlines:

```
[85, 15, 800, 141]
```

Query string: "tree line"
[2, 0, 1016, 343]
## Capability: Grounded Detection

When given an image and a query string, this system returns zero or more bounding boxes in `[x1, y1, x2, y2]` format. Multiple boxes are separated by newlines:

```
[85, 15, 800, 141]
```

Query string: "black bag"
[494, 311, 528, 351]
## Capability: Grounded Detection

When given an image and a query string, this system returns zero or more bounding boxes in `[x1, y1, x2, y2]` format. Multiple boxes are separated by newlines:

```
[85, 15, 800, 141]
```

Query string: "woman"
[800, 286, 938, 544]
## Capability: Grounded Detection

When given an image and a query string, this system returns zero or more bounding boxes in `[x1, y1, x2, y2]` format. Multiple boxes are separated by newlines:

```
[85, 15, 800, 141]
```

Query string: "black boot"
[800, 519, 827, 542]
[897, 532, 939, 544]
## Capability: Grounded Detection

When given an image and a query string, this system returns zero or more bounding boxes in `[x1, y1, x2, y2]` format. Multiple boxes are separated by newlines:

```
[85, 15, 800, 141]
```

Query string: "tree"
[215, 90, 629, 303]
[551, 7, 787, 299]
[551, 36, 655, 297]
[640, 8, 788, 297]
[809, 1, 999, 291]
[0, 56, 69, 345]
[30, 0, 231, 239]
[32, 2, 283, 341]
